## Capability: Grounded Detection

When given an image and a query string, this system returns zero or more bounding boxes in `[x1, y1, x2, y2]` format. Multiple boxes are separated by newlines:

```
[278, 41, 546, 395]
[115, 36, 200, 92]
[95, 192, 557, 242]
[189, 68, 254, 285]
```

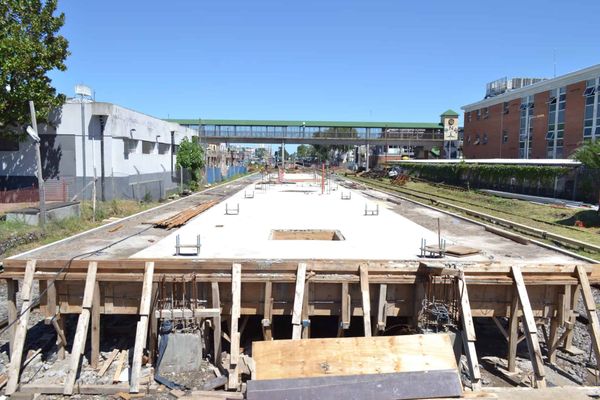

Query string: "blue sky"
[51, 0, 600, 127]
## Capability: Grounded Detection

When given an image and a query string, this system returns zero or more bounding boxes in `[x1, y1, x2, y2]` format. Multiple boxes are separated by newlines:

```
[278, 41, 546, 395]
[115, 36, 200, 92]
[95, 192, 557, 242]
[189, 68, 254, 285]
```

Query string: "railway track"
[342, 175, 600, 263]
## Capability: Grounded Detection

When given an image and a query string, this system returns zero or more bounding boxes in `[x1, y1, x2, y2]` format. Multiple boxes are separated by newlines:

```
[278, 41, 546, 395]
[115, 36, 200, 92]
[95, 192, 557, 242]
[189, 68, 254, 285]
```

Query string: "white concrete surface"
[132, 173, 446, 260]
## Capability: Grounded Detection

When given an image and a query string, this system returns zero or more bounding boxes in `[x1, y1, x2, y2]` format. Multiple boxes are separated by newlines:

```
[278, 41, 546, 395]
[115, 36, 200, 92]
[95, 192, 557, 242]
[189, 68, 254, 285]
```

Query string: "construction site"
[0, 168, 598, 400]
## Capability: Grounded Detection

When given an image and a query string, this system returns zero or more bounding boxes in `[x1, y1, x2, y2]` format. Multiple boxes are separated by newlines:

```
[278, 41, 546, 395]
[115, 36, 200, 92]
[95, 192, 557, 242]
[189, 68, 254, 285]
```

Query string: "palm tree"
[572, 141, 600, 214]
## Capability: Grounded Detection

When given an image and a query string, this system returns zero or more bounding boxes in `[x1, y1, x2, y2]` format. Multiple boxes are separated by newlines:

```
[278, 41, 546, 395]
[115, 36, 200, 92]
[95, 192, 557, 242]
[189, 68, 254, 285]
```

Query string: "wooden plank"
[229, 263, 242, 389]
[359, 265, 371, 337]
[98, 349, 119, 377]
[6, 279, 18, 358]
[511, 265, 546, 388]
[341, 282, 350, 330]
[130, 261, 155, 393]
[5, 260, 36, 396]
[301, 280, 310, 339]
[113, 349, 128, 384]
[211, 282, 222, 368]
[576, 265, 600, 372]
[262, 281, 273, 341]
[91, 281, 101, 369]
[51, 317, 67, 361]
[508, 295, 519, 372]
[547, 318, 559, 364]
[291, 263, 307, 340]
[149, 283, 158, 364]
[45, 280, 57, 323]
[64, 261, 98, 395]
[376, 284, 387, 332]
[247, 370, 463, 400]
[563, 284, 582, 353]
[252, 334, 458, 380]
[19, 383, 151, 395]
[458, 271, 481, 389]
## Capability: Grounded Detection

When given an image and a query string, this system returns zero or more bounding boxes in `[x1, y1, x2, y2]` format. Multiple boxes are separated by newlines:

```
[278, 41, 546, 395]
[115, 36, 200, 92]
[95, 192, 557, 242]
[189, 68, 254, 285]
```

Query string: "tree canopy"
[176, 137, 205, 183]
[0, 0, 70, 136]
[572, 140, 600, 212]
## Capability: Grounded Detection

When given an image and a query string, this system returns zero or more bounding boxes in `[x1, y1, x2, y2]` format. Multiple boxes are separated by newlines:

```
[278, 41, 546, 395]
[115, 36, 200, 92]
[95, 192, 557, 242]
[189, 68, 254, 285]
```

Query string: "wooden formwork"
[2, 258, 600, 395]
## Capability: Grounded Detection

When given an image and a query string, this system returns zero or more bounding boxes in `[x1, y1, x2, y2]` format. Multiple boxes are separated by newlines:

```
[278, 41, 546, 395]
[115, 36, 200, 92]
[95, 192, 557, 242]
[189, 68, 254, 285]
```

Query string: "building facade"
[462, 64, 600, 159]
[0, 101, 197, 201]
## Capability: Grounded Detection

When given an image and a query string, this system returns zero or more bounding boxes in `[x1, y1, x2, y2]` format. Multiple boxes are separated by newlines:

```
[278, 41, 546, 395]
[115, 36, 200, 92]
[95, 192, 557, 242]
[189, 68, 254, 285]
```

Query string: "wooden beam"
[91, 281, 101, 369]
[301, 280, 310, 339]
[547, 318, 559, 364]
[113, 349, 127, 384]
[51, 318, 67, 361]
[562, 284, 582, 354]
[229, 263, 242, 389]
[262, 281, 273, 341]
[5, 261, 36, 396]
[148, 283, 158, 364]
[511, 265, 546, 388]
[507, 295, 519, 373]
[64, 261, 98, 395]
[6, 278, 18, 359]
[291, 263, 307, 340]
[376, 284, 388, 333]
[359, 265, 371, 337]
[98, 349, 119, 377]
[576, 265, 600, 373]
[341, 282, 350, 331]
[458, 271, 481, 390]
[130, 261, 155, 393]
[211, 282, 222, 369]
[45, 280, 57, 323]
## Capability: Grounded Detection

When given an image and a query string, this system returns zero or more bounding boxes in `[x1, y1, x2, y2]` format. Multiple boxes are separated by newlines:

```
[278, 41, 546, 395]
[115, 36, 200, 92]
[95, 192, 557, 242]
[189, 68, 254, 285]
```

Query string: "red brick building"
[462, 64, 600, 159]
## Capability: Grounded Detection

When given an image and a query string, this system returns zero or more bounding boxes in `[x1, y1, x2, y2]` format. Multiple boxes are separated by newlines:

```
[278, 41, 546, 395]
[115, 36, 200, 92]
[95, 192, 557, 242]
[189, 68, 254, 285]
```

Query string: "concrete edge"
[5, 172, 258, 261]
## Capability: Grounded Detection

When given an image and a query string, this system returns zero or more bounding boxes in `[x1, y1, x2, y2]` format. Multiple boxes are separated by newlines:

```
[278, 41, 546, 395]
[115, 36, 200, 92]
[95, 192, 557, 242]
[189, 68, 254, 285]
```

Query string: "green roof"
[440, 109, 459, 117]
[166, 119, 443, 129]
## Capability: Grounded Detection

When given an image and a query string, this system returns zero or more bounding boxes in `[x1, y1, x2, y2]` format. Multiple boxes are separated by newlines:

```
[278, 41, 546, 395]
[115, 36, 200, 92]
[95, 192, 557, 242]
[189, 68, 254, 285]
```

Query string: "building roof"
[440, 109, 459, 117]
[165, 119, 443, 129]
[462, 63, 600, 111]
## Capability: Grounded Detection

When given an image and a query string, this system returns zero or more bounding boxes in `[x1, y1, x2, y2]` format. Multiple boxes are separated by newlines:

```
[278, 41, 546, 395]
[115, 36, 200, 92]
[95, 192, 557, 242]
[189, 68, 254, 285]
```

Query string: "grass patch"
[0, 199, 159, 260]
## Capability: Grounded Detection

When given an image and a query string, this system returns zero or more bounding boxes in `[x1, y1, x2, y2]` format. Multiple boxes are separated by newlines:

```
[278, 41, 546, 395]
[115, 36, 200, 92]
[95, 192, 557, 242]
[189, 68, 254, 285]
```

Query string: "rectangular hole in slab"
[269, 229, 345, 241]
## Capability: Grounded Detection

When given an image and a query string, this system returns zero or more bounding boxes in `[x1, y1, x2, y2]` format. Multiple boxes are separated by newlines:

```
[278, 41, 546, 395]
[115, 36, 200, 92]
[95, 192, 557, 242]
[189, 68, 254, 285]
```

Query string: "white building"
[0, 101, 197, 201]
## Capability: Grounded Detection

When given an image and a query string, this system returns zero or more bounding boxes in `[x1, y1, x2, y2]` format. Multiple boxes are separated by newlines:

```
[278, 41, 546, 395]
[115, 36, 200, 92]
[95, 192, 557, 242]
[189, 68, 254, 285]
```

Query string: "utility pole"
[28, 101, 46, 227]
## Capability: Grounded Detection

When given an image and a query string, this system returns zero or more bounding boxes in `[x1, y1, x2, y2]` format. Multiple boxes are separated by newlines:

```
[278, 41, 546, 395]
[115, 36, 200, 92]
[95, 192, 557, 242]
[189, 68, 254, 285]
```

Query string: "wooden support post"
[458, 271, 481, 390]
[301, 280, 310, 339]
[91, 281, 101, 369]
[64, 261, 98, 395]
[562, 284, 583, 355]
[229, 263, 242, 389]
[376, 284, 388, 333]
[148, 283, 159, 364]
[212, 282, 222, 368]
[6, 260, 36, 396]
[575, 265, 600, 372]
[359, 265, 371, 337]
[412, 275, 425, 329]
[52, 318, 66, 361]
[547, 318, 559, 365]
[508, 295, 520, 373]
[341, 282, 350, 331]
[45, 280, 57, 324]
[291, 263, 307, 340]
[511, 265, 546, 388]
[262, 281, 273, 341]
[6, 278, 18, 359]
[130, 261, 155, 393]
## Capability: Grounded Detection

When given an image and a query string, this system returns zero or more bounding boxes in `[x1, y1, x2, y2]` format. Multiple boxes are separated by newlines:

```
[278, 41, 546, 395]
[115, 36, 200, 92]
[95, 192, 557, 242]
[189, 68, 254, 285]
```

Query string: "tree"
[1, 0, 69, 137]
[255, 147, 268, 161]
[176, 137, 205, 186]
[572, 140, 600, 213]
[312, 128, 357, 161]
[296, 144, 315, 159]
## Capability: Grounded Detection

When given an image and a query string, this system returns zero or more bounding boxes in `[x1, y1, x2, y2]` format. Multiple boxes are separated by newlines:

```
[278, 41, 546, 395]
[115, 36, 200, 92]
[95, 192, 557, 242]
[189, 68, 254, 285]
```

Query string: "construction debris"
[154, 200, 219, 229]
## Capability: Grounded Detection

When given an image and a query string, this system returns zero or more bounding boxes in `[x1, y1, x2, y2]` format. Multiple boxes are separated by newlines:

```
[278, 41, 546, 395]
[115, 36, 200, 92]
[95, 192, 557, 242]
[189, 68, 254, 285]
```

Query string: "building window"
[476, 109, 481, 120]
[474, 134, 481, 145]
[583, 77, 600, 142]
[483, 107, 489, 119]
[519, 95, 535, 159]
[503, 102, 510, 114]
[158, 143, 170, 155]
[142, 141, 156, 154]
[547, 87, 566, 159]
[502, 130, 509, 143]
[466, 112, 471, 123]
[125, 139, 138, 153]
[482, 133, 488, 144]
[466, 135, 471, 144]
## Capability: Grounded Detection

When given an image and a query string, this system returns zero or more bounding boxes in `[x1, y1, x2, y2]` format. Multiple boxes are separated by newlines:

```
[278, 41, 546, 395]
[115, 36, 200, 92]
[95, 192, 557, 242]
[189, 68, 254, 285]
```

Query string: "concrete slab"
[132, 173, 444, 260]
